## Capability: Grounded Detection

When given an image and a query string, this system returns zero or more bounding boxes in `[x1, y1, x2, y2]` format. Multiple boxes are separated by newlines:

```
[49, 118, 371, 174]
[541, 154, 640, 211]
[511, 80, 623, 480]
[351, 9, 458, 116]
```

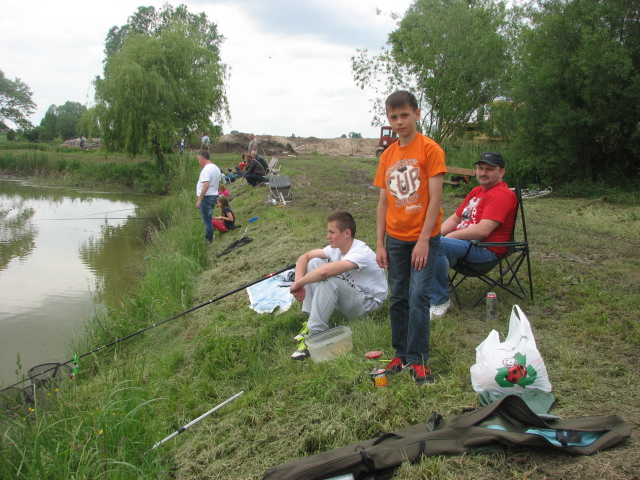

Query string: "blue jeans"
[199, 195, 218, 242]
[429, 237, 498, 306]
[386, 234, 440, 365]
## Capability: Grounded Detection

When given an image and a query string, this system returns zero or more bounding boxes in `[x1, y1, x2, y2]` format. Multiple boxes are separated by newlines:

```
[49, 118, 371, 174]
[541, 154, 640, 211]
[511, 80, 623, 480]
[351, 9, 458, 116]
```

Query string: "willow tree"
[95, 6, 228, 170]
[352, 0, 510, 142]
[104, 4, 222, 62]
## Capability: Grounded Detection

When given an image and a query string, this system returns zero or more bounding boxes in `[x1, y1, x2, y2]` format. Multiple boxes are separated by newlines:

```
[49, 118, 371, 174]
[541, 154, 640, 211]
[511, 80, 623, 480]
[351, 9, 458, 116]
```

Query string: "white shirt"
[323, 239, 388, 304]
[196, 163, 221, 197]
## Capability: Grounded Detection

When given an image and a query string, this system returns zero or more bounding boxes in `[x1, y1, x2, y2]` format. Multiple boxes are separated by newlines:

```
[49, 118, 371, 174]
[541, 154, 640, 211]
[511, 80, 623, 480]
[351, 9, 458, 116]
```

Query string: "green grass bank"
[1, 147, 639, 479]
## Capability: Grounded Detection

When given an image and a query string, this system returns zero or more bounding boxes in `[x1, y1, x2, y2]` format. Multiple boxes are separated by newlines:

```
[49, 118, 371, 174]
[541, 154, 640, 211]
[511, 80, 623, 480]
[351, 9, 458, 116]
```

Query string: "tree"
[348, 132, 363, 139]
[0, 69, 36, 130]
[77, 107, 101, 139]
[104, 4, 223, 62]
[56, 101, 86, 140]
[95, 6, 228, 170]
[39, 105, 59, 141]
[511, 0, 640, 182]
[352, 0, 510, 143]
[39, 101, 86, 141]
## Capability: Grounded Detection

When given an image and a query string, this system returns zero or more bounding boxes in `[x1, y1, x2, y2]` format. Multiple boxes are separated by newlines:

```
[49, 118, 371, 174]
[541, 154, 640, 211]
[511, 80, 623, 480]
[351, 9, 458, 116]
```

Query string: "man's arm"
[440, 213, 461, 236]
[375, 188, 389, 268]
[445, 219, 500, 241]
[411, 173, 444, 270]
[196, 181, 209, 208]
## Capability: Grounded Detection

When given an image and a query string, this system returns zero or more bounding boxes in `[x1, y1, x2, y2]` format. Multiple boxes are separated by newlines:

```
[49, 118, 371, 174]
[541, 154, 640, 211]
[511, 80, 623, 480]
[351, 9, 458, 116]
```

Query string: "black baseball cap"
[474, 152, 505, 168]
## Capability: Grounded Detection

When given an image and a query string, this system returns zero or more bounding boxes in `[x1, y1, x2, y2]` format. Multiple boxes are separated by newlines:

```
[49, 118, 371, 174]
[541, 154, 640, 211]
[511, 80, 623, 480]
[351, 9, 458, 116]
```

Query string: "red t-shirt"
[374, 133, 446, 241]
[455, 181, 517, 256]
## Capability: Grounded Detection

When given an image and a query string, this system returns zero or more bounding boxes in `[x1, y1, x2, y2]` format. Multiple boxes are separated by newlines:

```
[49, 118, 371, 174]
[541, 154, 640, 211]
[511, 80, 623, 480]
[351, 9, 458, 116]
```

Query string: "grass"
[0, 141, 170, 193]
[1, 148, 639, 479]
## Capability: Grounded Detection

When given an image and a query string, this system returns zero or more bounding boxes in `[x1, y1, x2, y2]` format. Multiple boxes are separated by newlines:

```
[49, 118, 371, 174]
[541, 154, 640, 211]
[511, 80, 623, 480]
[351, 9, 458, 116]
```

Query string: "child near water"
[212, 195, 235, 234]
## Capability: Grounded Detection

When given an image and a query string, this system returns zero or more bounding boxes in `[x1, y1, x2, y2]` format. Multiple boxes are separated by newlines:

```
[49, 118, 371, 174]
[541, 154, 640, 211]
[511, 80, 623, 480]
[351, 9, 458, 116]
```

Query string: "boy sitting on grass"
[289, 211, 388, 360]
[374, 90, 446, 385]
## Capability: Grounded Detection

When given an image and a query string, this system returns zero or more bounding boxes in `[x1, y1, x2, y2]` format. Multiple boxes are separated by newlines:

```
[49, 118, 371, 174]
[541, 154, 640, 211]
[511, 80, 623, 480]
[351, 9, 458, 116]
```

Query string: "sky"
[1, 0, 415, 139]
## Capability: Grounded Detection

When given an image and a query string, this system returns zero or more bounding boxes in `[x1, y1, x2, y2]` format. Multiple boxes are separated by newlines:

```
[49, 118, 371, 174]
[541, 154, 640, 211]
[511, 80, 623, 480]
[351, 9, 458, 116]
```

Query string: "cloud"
[1, 0, 414, 138]
[201, 0, 405, 49]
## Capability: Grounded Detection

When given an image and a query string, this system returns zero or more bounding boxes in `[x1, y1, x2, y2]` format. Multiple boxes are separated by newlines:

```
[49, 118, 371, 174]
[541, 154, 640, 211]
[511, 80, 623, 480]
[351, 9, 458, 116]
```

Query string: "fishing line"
[1, 263, 296, 393]
[53, 207, 139, 219]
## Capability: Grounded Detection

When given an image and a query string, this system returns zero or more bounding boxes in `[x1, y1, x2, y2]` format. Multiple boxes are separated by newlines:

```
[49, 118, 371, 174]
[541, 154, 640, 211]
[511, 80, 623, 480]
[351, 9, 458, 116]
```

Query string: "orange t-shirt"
[374, 133, 446, 241]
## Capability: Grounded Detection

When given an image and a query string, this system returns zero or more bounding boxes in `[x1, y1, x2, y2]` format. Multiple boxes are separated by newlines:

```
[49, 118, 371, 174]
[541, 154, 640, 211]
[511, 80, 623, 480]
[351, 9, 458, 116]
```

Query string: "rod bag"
[261, 395, 632, 480]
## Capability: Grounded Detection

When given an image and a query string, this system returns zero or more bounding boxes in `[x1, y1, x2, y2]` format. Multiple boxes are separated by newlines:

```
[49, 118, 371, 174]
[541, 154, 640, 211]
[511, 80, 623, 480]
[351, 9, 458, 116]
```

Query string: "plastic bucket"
[306, 326, 353, 362]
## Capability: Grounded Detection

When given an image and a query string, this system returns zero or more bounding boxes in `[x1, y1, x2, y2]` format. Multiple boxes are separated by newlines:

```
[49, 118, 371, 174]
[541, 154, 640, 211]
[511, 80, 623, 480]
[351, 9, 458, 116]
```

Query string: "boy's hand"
[376, 247, 389, 269]
[411, 241, 430, 270]
[290, 281, 306, 302]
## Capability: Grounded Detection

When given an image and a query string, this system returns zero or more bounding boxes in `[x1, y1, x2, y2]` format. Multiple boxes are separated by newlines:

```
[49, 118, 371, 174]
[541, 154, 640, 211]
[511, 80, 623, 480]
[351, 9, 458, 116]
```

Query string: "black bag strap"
[371, 432, 404, 446]
[426, 412, 443, 431]
[359, 450, 376, 473]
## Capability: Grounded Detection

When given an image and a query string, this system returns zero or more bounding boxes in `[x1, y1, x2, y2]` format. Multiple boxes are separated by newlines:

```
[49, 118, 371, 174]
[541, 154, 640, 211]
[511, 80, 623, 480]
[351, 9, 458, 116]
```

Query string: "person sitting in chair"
[289, 211, 388, 360]
[428, 152, 517, 317]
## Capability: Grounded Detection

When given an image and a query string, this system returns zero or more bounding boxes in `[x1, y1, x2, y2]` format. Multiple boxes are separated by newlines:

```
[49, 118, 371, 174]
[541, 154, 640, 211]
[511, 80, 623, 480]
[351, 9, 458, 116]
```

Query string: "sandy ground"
[210, 132, 380, 157]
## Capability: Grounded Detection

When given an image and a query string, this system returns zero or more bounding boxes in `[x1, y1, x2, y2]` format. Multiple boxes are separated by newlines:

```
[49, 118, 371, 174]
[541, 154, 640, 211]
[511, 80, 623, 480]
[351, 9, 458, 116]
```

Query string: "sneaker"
[385, 357, 406, 374]
[408, 364, 434, 385]
[293, 321, 309, 342]
[291, 338, 310, 360]
[430, 300, 451, 318]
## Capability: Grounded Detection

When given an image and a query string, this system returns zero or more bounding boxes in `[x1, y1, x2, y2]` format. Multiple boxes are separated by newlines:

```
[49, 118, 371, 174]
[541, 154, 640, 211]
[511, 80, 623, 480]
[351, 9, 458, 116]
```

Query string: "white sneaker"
[430, 300, 451, 318]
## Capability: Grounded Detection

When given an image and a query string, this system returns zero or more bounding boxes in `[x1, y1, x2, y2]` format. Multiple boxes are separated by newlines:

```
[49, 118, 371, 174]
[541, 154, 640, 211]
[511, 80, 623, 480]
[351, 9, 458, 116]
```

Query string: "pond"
[0, 179, 156, 386]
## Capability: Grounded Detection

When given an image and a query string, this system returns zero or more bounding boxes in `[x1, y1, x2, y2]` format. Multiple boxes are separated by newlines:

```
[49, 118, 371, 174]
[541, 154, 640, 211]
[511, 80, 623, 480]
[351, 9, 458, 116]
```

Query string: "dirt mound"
[210, 133, 379, 158]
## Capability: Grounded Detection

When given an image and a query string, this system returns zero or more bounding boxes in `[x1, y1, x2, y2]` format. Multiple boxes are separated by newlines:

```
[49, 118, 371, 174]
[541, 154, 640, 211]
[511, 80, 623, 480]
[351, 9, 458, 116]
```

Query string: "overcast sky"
[1, 0, 414, 139]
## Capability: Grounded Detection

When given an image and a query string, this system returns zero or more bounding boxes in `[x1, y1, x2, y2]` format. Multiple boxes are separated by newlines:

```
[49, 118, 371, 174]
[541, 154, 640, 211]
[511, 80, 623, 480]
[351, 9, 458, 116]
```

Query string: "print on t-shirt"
[458, 196, 481, 229]
[386, 158, 422, 213]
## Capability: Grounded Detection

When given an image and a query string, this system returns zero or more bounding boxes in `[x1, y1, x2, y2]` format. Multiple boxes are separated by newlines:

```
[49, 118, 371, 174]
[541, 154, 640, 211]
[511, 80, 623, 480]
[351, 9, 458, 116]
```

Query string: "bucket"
[306, 326, 353, 362]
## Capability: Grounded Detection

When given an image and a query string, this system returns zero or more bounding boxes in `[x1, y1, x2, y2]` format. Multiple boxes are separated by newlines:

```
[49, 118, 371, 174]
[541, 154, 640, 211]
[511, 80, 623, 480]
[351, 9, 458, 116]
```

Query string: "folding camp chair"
[266, 157, 281, 177]
[267, 175, 293, 206]
[449, 182, 533, 308]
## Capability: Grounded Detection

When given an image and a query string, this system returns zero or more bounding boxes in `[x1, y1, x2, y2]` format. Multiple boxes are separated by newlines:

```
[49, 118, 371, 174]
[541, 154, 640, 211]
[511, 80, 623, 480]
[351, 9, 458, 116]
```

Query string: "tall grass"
[1, 147, 639, 479]
[0, 148, 182, 193]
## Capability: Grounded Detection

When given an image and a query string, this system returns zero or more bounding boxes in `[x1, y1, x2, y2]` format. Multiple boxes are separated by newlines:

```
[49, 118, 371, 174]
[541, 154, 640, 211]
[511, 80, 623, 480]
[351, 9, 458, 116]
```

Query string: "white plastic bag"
[470, 305, 552, 395]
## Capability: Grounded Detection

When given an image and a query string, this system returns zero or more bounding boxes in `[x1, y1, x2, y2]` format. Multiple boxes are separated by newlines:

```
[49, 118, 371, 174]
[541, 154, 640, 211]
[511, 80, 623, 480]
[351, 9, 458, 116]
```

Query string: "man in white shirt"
[195, 150, 221, 243]
[289, 211, 388, 360]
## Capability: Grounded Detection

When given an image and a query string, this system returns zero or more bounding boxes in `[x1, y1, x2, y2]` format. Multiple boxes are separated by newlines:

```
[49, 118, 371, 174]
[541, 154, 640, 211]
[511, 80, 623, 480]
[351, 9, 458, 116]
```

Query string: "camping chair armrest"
[472, 240, 527, 248]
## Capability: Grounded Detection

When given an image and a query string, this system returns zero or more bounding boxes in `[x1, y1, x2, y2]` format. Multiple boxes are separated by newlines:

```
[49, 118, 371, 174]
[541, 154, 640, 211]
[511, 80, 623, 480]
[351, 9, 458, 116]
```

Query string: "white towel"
[247, 270, 295, 315]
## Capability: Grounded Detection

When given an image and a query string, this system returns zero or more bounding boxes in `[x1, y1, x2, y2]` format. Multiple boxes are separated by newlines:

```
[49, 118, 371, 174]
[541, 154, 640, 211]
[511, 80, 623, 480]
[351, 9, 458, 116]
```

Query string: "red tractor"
[375, 126, 398, 157]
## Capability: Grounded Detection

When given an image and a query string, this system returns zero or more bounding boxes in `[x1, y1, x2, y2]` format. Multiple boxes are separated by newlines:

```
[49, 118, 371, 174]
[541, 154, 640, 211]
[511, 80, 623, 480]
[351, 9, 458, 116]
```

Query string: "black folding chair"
[449, 182, 533, 308]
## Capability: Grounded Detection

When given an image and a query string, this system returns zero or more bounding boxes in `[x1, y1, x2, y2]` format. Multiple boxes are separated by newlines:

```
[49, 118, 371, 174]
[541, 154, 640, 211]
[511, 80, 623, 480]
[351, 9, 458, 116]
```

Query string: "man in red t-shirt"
[429, 152, 517, 317]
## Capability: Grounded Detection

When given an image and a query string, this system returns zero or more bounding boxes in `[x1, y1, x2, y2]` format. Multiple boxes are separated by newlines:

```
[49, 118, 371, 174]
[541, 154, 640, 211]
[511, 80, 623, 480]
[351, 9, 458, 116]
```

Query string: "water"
[0, 179, 155, 386]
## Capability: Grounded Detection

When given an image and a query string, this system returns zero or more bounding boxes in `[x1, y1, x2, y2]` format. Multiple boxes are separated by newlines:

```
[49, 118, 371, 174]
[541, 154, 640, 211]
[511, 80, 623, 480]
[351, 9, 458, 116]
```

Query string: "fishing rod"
[150, 390, 245, 450]
[1, 263, 296, 393]
[38, 217, 173, 221]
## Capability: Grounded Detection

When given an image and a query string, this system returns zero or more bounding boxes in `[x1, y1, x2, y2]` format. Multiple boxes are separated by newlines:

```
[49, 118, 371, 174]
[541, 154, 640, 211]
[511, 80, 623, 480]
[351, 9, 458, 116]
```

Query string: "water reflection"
[0, 179, 155, 386]
[0, 198, 37, 270]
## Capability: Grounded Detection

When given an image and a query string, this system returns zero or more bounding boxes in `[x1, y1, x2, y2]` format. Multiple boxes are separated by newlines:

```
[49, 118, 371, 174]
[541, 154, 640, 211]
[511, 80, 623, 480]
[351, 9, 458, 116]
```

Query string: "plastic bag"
[470, 305, 552, 395]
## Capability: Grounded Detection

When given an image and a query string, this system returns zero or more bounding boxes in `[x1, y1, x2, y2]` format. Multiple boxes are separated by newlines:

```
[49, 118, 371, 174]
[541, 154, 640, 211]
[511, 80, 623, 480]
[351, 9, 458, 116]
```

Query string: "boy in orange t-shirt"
[374, 90, 446, 385]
